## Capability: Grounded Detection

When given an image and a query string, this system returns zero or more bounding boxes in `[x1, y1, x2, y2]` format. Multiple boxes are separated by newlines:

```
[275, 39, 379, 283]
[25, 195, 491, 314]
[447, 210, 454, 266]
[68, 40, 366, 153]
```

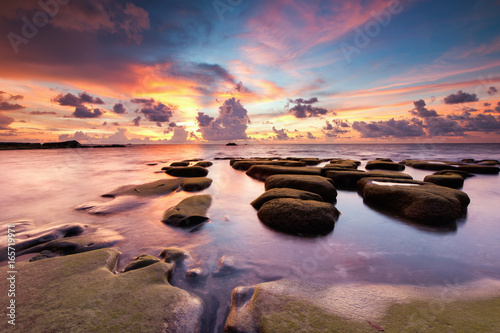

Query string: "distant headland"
[0, 140, 126, 150]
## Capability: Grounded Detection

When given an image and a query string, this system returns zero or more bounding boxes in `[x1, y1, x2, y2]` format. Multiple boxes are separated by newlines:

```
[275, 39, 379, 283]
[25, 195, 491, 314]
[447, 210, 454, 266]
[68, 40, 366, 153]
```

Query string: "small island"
[0, 141, 126, 150]
[226, 142, 237, 146]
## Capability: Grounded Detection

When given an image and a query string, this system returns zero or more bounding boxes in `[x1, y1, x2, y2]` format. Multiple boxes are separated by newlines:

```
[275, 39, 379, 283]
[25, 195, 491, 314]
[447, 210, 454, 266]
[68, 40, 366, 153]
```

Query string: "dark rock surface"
[366, 160, 405, 171]
[102, 179, 183, 198]
[123, 254, 161, 272]
[246, 165, 322, 181]
[325, 170, 412, 190]
[265, 174, 337, 202]
[170, 161, 190, 167]
[194, 161, 213, 167]
[251, 188, 323, 210]
[424, 173, 465, 188]
[162, 195, 212, 227]
[166, 166, 209, 177]
[180, 177, 213, 192]
[457, 164, 500, 174]
[232, 159, 306, 171]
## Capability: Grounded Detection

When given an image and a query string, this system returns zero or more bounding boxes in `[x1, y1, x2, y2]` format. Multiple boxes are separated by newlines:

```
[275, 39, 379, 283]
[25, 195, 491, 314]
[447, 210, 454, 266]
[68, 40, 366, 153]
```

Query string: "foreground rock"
[265, 174, 337, 202]
[246, 165, 322, 181]
[366, 160, 405, 171]
[424, 172, 464, 188]
[102, 179, 184, 197]
[325, 170, 412, 190]
[0, 249, 204, 332]
[357, 178, 470, 223]
[194, 161, 213, 167]
[165, 166, 209, 177]
[180, 177, 213, 192]
[162, 195, 212, 227]
[323, 158, 361, 170]
[257, 198, 339, 235]
[433, 169, 475, 178]
[251, 188, 323, 210]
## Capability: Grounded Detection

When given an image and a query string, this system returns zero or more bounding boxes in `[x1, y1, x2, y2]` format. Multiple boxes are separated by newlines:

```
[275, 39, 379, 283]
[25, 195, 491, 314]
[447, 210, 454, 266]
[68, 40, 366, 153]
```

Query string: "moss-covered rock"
[0, 249, 204, 332]
[246, 165, 322, 181]
[194, 161, 213, 167]
[102, 179, 183, 198]
[424, 173, 464, 188]
[357, 178, 470, 223]
[366, 160, 405, 171]
[325, 170, 412, 190]
[257, 198, 339, 235]
[123, 254, 161, 272]
[162, 195, 212, 227]
[251, 188, 323, 210]
[265, 174, 337, 202]
[457, 164, 500, 174]
[180, 177, 213, 192]
[165, 166, 209, 177]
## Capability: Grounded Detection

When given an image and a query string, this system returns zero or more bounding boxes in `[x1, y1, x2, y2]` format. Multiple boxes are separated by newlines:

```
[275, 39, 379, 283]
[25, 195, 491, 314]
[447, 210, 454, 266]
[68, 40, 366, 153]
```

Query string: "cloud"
[167, 127, 189, 143]
[73, 106, 103, 118]
[131, 98, 175, 125]
[307, 132, 316, 139]
[447, 111, 500, 133]
[424, 117, 465, 137]
[30, 111, 57, 115]
[272, 127, 290, 140]
[484, 103, 491, 107]
[444, 90, 479, 104]
[352, 118, 425, 138]
[322, 119, 350, 137]
[409, 99, 439, 118]
[197, 98, 250, 141]
[132, 116, 141, 126]
[0, 114, 15, 130]
[196, 112, 215, 127]
[0, 91, 25, 111]
[112, 103, 126, 114]
[53, 92, 104, 107]
[287, 97, 333, 118]
[487, 86, 498, 95]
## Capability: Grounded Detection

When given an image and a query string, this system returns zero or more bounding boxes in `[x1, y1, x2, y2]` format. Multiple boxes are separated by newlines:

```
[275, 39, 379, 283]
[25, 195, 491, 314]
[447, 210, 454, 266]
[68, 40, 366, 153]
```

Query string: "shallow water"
[1, 143, 500, 331]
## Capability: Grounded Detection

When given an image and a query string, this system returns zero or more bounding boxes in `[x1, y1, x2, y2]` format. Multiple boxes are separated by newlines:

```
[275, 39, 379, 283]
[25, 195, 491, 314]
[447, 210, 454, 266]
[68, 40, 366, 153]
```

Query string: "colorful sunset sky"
[1, 0, 500, 144]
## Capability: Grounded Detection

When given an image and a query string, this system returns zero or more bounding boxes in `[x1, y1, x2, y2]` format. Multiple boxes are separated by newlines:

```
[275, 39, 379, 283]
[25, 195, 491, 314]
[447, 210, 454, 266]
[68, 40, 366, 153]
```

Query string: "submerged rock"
[251, 188, 323, 210]
[424, 173, 464, 188]
[246, 165, 322, 181]
[265, 174, 337, 202]
[159, 247, 191, 263]
[357, 178, 470, 223]
[180, 177, 213, 192]
[325, 170, 412, 190]
[162, 195, 212, 227]
[76, 196, 148, 214]
[102, 179, 183, 197]
[257, 198, 339, 235]
[366, 160, 405, 171]
[0, 249, 204, 332]
[166, 166, 209, 177]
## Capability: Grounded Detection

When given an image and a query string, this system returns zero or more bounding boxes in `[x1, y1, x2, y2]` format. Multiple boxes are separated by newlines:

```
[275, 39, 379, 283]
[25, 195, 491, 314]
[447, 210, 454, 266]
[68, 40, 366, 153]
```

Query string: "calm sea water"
[1, 143, 500, 331]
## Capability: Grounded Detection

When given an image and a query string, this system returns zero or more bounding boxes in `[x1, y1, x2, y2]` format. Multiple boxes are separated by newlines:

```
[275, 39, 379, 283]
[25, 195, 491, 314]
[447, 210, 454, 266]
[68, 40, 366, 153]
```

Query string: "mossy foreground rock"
[265, 174, 337, 202]
[251, 188, 323, 210]
[162, 195, 212, 226]
[357, 178, 470, 223]
[257, 198, 339, 235]
[424, 173, 464, 188]
[325, 170, 412, 190]
[180, 177, 213, 192]
[246, 165, 322, 181]
[0, 249, 203, 332]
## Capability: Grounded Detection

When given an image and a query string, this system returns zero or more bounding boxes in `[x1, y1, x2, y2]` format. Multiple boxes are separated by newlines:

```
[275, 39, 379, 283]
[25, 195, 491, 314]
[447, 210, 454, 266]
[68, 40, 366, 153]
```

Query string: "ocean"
[1, 143, 500, 330]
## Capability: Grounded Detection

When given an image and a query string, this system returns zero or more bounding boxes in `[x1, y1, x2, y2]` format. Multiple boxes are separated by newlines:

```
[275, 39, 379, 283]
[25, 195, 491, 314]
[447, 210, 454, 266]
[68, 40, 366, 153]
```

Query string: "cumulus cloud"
[443, 90, 479, 104]
[307, 132, 316, 139]
[322, 119, 350, 137]
[487, 86, 498, 96]
[424, 117, 465, 136]
[132, 116, 141, 126]
[73, 106, 103, 118]
[112, 103, 126, 114]
[352, 118, 425, 138]
[0, 91, 25, 111]
[287, 97, 333, 118]
[447, 111, 500, 133]
[53, 92, 104, 107]
[272, 127, 290, 140]
[131, 98, 175, 125]
[196, 112, 215, 127]
[197, 98, 250, 141]
[0, 114, 15, 130]
[409, 99, 439, 118]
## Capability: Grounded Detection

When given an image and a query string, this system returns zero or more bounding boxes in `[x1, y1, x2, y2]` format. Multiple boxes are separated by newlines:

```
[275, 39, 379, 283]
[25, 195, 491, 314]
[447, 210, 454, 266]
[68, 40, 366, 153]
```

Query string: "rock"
[215, 255, 236, 275]
[0, 249, 204, 332]
[251, 188, 323, 210]
[476, 159, 499, 165]
[433, 169, 475, 178]
[16, 227, 124, 260]
[162, 195, 212, 227]
[123, 254, 161, 272]
[170, 161, 190, 167]
[165, 166, 209, 177]
[232, 160, 306, 171]
[257, 198, 339, 235]
[187, 268, 203, 278]
[424, 173, 464, 188]
[180, 177, 213, 192]
[325, 170, 412, 190]
[102, 179, 183, 197]
[265, 174, 337, 202]
[457, 165, 500, 174]
[325, 158, 361, 169]
[400, 159, 458, 171]
[461, 158, 475, 163]
[246, 165, 322, 181]
[299, 158, 320, 165]
[375, 158, 393, 162]
[357, 178, 470, 223]
[159, 247, 190, 263]
[194, 161, 213, 167]
[76, 196, 148, 214]
[146, 163, 158, 166]
[366, 160, 405, 171]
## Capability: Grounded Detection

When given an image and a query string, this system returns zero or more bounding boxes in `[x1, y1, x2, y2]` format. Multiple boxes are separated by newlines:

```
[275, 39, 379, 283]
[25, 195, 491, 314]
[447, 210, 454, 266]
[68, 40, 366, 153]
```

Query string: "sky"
[1, 0, 500, 144]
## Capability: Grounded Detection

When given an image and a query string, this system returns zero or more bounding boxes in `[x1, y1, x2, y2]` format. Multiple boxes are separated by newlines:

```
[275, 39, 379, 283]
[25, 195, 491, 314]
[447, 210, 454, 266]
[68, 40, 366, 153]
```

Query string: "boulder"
[457, 165, 500, 174]
[324, 158, 360, 170]
[166, 166, 209, 177]
[299, 158, 321, 165]
[123, 254, 161, 272]
[257, 198, 339, 235]
[194, 161, 213, 167]
[102, 179, 183, 197]
[162, 195, 212, 227]
[476, 159, 499, 165]
[180, 177, 213, 192]
[0, 249, 204, 332]
[232, 160, 306, 171]
[246, 165, 322, 181]
[366, 160, 405, 171]
[159, 247, 190, 263]
[424, 173, 464, 188]
[433, 169, 475, 178]
[251, 188, 323, 210]
[325, 170, 412, 190]
[170, 161, 190, 167]
[400, 159, 459, 171]
[265, 174, 337, 202]
[357, 178, 470, 223]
